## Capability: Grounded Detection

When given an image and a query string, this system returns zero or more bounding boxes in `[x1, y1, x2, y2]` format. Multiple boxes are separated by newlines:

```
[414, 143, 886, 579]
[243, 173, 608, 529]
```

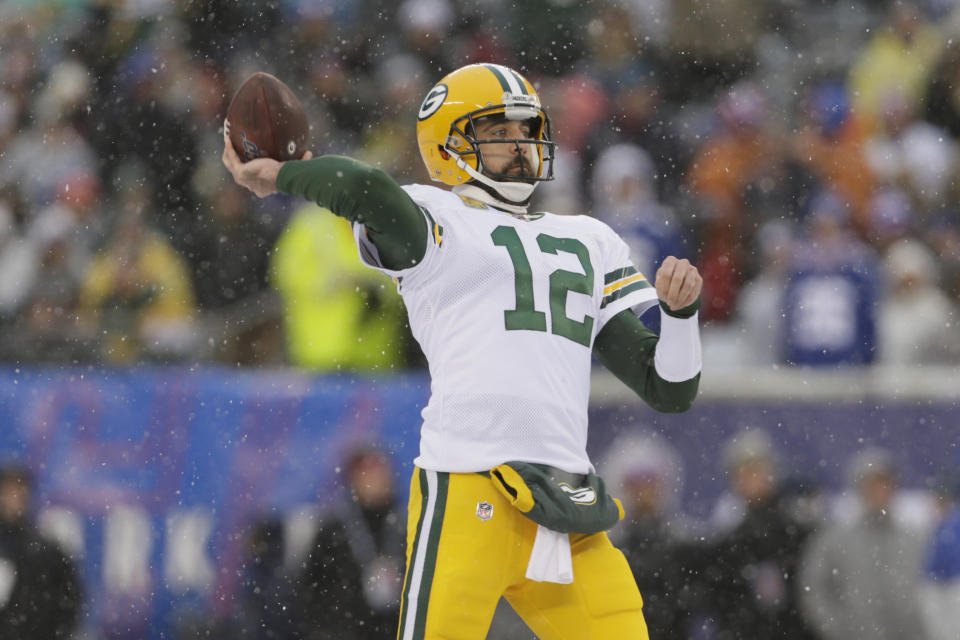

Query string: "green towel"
[490, 462, 624, 534]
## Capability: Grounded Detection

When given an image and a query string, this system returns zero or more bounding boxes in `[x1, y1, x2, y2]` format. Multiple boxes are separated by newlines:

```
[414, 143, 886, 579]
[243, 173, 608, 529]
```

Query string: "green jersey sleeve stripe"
[601, 279, 654, 308]
[604, 266, 637, 285]
[419, 206, 443, 245]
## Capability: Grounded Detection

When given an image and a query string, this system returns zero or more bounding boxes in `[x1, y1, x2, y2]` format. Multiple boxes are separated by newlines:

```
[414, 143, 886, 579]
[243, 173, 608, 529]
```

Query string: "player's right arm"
[222, 129, 426, 270]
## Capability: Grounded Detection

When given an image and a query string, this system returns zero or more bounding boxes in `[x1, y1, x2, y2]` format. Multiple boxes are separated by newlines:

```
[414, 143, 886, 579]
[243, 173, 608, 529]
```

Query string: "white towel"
[525, 525, 574, 584]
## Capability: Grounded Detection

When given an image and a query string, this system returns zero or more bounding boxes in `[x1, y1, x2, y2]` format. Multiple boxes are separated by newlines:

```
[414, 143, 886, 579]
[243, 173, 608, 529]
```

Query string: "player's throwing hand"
[221, 122, 312, 198]
[655, 256, 703, 311]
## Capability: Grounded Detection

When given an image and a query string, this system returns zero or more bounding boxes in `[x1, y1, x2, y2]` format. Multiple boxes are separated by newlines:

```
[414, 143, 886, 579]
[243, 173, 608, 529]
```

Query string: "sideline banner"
[588, 400, 959, 517]
[0, 366, 429, 638]
[0, 366, 955, 637]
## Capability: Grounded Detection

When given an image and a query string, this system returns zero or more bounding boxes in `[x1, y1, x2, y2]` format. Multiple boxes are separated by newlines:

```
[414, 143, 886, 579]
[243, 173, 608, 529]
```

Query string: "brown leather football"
[226, 72, 309, 162]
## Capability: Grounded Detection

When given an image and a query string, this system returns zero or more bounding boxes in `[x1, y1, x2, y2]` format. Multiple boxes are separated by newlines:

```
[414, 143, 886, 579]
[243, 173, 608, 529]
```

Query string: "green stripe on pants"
[400, 469, 450, 640]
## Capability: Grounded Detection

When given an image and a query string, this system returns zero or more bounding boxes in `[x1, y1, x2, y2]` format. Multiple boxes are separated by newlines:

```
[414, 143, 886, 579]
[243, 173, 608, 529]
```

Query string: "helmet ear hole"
[438, 146, 451, 161]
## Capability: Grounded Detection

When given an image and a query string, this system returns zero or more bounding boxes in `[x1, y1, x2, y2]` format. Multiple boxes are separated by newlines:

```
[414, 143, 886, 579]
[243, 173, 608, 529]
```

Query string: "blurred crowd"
[3, 2, 959, 637]
[167, 432, 960, 640]
[9, 428, 959, 639]
[599, 428, 960, 640]
[2, 0, 960, 372]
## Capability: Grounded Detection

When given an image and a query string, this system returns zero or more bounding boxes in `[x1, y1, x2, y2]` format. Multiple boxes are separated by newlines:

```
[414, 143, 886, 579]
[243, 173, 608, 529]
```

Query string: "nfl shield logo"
[476, 501, 494, 521]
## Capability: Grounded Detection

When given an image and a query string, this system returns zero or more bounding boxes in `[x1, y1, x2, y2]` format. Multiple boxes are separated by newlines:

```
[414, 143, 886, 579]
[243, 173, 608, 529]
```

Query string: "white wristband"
[654, 310, 702, 382]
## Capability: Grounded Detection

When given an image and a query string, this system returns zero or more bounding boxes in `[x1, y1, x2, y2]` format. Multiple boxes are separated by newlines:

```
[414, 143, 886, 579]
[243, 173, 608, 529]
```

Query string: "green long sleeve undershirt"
[276, 154, 699, 412]
[277, 156, 427, 270]
[594, 303, 701, 413]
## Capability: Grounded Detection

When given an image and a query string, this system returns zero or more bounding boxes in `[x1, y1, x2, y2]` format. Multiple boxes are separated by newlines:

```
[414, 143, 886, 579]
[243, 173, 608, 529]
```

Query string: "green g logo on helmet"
[418, 83, 448, 121]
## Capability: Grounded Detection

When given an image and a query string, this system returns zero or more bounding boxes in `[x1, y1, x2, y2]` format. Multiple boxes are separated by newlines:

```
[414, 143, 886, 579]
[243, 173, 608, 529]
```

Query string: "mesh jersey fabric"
[353, 184, 658, 474]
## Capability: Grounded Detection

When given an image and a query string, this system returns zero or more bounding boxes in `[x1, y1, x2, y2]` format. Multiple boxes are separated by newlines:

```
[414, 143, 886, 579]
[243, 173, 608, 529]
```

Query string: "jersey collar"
[452, 184, 543, 219]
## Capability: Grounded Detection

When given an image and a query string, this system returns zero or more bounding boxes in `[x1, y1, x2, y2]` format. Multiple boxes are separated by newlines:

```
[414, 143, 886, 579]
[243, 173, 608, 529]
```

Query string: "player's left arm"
[593, 257, 703, 413]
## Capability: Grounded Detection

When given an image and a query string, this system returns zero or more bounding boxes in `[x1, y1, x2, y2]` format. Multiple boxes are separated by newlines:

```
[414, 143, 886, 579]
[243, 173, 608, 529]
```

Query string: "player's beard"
[502, 156, 537, 183]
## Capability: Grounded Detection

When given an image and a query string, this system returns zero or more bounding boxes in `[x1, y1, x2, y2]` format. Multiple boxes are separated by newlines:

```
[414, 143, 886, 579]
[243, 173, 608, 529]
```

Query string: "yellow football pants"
[396, 468, 649, 640]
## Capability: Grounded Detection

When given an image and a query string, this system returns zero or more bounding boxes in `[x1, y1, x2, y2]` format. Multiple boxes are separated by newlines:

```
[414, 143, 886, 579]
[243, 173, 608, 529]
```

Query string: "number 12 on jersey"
[491, 225, 595, 347]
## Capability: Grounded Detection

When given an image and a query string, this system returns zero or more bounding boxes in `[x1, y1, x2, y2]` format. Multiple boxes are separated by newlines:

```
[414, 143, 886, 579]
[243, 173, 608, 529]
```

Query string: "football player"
[223, 63, 703, 640]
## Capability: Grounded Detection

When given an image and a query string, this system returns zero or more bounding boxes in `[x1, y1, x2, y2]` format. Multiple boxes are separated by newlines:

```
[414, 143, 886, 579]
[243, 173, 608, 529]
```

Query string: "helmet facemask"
[445, 103, 557, 205]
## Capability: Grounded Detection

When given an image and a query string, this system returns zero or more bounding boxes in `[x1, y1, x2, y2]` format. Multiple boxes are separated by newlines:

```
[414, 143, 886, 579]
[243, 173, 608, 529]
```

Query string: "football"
[226, 72, 309, 162]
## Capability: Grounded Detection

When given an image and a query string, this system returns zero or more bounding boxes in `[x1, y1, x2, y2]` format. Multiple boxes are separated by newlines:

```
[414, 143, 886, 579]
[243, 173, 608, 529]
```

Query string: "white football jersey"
[354, 184, 658, 474]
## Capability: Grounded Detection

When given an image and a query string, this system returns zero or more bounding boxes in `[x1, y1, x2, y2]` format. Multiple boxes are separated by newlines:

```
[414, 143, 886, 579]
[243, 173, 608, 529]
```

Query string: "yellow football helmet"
[416, 63, 556, 205]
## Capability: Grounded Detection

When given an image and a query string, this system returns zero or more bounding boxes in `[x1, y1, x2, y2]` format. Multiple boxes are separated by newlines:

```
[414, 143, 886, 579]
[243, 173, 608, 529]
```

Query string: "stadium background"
[0, 0, 958, 638]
